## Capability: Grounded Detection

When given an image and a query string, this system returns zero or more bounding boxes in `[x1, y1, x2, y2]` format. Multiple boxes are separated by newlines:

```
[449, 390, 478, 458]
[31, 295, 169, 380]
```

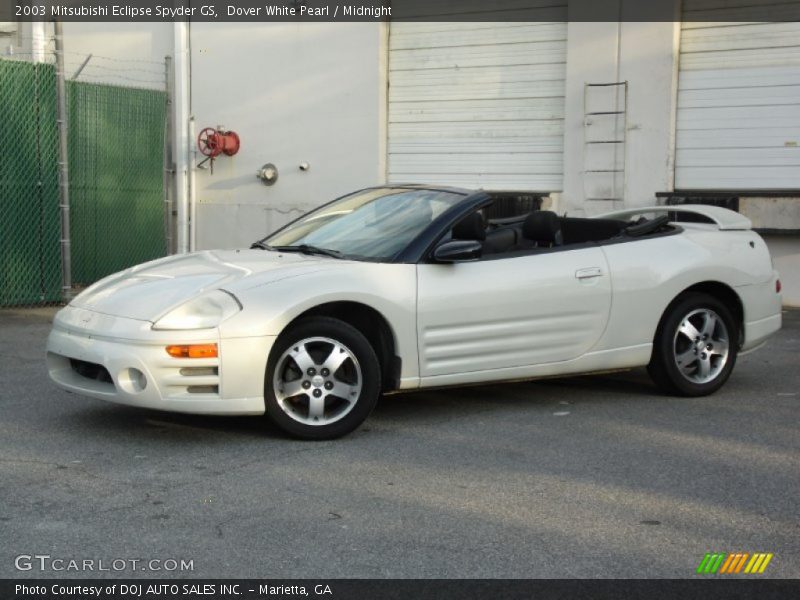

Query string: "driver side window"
[448, 196, 541, 258]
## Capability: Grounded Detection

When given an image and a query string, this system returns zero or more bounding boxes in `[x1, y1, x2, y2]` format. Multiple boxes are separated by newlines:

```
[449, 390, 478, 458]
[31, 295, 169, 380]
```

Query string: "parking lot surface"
[1, 308, 798, 578]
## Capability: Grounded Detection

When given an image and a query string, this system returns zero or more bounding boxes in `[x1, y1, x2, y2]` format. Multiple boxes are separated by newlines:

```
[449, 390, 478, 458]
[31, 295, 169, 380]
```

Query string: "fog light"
[118, 367, 147, 393]
[166, 344, 218, 359]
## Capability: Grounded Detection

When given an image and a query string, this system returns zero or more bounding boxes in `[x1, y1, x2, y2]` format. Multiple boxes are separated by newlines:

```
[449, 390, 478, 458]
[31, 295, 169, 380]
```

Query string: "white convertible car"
[47, 186, 782, 439]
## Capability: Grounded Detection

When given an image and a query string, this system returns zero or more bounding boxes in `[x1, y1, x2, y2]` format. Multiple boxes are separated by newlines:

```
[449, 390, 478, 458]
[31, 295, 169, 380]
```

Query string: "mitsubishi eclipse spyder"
[47, 186, 782, 439]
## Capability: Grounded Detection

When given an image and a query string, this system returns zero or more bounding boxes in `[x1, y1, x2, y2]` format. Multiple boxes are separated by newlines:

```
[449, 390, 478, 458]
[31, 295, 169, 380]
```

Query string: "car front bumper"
[46, 305, 275, 415]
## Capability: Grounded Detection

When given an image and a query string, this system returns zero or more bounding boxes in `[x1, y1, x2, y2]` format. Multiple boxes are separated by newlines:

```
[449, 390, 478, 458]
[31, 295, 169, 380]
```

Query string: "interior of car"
[448, 203, 673, 258]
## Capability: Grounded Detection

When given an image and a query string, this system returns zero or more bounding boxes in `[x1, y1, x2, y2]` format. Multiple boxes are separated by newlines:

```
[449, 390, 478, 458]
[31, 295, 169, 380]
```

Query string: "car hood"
[70, 250, 333, 321]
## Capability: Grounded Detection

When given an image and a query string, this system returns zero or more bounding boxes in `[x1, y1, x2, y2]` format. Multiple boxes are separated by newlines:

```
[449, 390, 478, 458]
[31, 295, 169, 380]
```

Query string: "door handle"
[575, 267, 603, 279]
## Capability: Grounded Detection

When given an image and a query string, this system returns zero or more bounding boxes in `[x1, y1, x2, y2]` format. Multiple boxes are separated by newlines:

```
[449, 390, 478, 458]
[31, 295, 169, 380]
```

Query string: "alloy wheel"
[672, 308, 730, 385]
[272, 336, 362, 426]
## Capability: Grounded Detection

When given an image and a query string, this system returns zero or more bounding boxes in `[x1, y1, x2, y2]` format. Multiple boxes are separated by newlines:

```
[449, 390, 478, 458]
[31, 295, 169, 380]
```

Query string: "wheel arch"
[279, 301, 401, 392]
[656, 281, 744, 349]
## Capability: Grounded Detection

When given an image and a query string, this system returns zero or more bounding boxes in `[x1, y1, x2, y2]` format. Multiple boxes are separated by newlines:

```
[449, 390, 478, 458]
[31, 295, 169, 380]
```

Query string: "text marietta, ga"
[17, 584, 332, 596]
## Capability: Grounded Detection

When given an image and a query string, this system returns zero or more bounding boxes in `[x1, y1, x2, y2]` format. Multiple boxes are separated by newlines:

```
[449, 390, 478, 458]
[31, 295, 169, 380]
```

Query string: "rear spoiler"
[596, 205, 752, 231]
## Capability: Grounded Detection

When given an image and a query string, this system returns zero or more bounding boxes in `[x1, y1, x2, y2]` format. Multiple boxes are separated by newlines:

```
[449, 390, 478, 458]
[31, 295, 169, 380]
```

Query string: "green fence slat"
[0, 60, 60, 305]
[1, 57, 167, 307]
[67, 80, 167, 286]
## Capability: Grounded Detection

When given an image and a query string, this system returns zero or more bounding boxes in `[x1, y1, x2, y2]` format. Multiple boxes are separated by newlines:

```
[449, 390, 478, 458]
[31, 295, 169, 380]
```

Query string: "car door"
[416, 247, 612, 378]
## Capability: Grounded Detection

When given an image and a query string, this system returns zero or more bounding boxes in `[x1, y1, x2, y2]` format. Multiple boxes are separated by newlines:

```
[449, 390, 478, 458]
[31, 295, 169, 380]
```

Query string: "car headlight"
[152, 290, 242, 330]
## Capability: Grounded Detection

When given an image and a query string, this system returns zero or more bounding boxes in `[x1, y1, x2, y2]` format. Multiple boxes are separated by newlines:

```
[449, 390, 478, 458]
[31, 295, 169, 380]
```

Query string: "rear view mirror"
[433, 239, 482, 263]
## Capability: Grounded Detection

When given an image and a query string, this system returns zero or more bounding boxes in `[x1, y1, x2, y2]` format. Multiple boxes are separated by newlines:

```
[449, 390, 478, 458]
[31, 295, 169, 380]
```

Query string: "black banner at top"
[4, 0, 800, 22]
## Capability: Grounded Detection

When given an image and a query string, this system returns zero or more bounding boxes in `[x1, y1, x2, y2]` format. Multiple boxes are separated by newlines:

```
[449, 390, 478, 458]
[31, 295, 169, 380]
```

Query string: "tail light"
[776, 279, 782, 294]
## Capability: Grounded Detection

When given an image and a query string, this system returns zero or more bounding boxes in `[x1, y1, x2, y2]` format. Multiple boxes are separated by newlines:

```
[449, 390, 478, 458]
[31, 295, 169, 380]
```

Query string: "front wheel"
[648, 292, 738, 396]
[264, 316, 380, 440]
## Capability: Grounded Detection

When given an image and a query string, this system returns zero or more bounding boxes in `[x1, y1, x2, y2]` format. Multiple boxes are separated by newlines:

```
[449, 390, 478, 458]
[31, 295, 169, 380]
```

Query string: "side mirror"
[433, 239, 482, 263]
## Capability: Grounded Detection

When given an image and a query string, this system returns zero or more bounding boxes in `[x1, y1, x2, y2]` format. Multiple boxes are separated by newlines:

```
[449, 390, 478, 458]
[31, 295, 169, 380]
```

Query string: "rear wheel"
[648, 292, 738, 396]
[264, 316, 380, 439]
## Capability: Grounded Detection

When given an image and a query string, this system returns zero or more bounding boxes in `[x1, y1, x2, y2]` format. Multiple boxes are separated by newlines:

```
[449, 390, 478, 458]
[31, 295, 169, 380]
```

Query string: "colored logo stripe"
[719, 554, 736, 573]
[745, 553, 774, 574]
[698, 552, 773, 574]
[697, 553, 726, 574]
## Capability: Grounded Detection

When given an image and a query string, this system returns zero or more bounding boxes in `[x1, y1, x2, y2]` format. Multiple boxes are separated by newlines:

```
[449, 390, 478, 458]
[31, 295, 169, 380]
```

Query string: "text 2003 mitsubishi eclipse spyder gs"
[47, 186, 782, 439]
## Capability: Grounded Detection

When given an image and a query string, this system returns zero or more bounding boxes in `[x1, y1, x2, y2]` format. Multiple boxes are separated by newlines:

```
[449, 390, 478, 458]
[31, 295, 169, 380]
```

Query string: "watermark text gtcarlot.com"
[15, 554, 194, 572]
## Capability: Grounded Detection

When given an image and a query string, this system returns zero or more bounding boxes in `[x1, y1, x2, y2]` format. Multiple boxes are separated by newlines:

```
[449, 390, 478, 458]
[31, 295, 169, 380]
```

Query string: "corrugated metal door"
[388, 4, 568, 191]
[676, 2, 800, 189]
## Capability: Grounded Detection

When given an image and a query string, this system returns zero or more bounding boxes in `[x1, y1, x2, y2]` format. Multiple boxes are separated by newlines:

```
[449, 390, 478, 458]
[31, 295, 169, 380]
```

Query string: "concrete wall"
[3, 21, 172, 88]
[0, 20, 21, 50]
[60, 22, 172, 88]
[560, 1, 681, 216]
[190, 22, 386, 249]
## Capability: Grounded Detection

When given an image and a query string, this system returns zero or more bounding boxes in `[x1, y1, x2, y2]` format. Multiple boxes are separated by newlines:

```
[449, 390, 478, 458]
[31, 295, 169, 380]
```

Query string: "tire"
[264, 316, 380, 440]
[648, 292, 738, 396]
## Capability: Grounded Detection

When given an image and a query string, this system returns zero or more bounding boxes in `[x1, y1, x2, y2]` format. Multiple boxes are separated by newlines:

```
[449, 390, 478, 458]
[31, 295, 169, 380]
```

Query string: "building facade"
[3, 0, 799, 303]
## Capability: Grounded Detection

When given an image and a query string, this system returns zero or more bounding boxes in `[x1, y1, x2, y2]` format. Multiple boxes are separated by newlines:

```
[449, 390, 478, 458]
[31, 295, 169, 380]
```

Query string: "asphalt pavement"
[1, 307, 798, 579]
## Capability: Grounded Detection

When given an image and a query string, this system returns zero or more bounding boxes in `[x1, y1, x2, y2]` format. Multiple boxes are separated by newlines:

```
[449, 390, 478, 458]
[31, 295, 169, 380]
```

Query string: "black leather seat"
[452, 212, 486, 241]
[521, 210, 563, 247]
[483, 228, 517, 254]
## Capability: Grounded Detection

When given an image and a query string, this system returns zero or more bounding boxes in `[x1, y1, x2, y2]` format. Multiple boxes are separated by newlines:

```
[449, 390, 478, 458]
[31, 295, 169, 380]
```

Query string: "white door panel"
[417, 248, 612, 378]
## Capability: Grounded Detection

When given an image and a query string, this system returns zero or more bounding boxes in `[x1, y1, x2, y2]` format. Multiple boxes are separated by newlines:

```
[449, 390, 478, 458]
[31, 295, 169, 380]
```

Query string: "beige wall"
[191, 22, 386, 249]
[63, 22, 172, 88]
[560, 1, 681, 215]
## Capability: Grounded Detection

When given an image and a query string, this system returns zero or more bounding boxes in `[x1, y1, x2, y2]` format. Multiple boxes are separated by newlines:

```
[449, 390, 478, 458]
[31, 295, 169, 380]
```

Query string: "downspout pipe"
[53, 20, 72, 301]
[173, 22, 191, 254]
[31, 21, 47, 63]
[189, 116, 197, 251]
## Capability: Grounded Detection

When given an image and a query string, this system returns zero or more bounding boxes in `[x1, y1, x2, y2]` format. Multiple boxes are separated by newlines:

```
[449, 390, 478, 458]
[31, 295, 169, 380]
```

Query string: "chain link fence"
[0, 58, 61, 305]
[68, 81, 167, 286]
[0, 54, 168, 307]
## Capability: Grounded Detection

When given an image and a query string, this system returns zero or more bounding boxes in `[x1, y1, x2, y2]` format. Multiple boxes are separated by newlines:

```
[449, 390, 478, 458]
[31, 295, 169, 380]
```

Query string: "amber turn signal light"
[165, 344, 218, 359]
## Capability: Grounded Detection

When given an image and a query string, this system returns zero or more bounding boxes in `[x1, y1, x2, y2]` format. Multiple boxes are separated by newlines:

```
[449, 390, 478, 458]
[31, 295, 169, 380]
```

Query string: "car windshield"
[262, 187, 465, 260]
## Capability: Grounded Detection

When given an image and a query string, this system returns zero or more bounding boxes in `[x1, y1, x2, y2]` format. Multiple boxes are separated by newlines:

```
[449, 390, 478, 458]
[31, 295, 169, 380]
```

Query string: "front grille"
[70, 358, 113, 384]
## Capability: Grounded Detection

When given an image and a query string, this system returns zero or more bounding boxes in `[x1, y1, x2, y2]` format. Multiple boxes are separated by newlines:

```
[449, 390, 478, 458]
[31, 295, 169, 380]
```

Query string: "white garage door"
[676, 1, 800, 189]
[388, 5, 568, 191]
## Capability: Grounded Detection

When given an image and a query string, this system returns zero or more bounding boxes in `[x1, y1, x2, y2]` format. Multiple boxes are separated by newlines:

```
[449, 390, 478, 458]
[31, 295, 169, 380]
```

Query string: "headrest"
[452, 212, 486, 241]
[522, 211, 562, 245]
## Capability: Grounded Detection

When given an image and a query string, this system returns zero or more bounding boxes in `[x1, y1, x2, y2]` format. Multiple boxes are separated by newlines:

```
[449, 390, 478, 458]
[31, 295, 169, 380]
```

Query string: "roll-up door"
[388, 3, 568, 191]
[676, 1, 800, 189]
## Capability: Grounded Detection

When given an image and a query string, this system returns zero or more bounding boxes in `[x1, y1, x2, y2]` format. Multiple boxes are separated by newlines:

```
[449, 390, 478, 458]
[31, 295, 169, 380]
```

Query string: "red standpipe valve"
[197, 127, 240, 158]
